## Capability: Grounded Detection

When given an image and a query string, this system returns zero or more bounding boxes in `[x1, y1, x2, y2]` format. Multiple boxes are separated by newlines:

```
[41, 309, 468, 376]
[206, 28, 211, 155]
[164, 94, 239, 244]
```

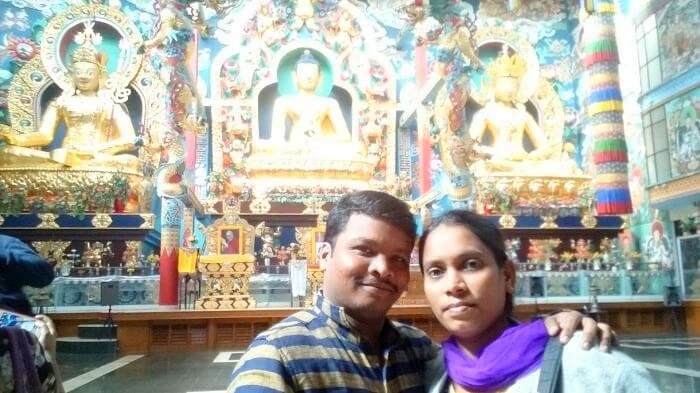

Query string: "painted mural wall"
[666, 87, 700, 177]
[656, 0, 700, 81]
[616, 3, 653, 252]
[616, 0, 684, 272]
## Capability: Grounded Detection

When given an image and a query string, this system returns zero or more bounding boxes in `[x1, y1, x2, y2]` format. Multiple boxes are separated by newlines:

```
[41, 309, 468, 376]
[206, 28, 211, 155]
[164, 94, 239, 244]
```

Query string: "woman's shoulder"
[423, 350, 449, 393]
[560, 332, 660, 392]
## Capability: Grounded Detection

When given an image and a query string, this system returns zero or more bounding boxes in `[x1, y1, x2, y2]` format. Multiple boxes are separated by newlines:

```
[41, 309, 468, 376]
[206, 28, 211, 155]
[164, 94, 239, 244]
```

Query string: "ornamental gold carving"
[139, 214, 156, 229]
[37, 213, 58, 229]
[91, 214, 113, 229]
[31, 241, 71, 267]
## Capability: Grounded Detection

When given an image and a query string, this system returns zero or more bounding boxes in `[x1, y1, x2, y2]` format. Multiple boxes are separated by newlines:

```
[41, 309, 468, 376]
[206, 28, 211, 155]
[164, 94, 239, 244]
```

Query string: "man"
[228, 191, 612, 392]
[0, 235, 55, 315]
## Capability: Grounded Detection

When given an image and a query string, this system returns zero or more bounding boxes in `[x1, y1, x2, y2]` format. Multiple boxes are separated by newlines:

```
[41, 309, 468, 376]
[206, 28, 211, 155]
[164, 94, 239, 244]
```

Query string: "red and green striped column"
[582, 0, 632, 215]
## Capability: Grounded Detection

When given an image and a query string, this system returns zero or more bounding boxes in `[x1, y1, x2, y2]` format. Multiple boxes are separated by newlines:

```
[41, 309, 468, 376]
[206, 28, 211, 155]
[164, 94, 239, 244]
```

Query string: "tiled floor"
[57, 335, 700, 393]
[618, 336, 700, 393]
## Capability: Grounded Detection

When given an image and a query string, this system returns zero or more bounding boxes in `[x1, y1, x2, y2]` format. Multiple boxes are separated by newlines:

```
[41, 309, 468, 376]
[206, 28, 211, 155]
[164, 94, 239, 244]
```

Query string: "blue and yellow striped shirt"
[228, 293, 439, 392]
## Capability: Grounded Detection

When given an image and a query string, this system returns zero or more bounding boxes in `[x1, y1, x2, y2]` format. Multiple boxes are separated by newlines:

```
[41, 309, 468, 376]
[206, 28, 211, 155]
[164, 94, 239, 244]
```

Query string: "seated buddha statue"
[245, 50, 374, 187]
[0, 40, 139, 172]
[468, 50, 575, 174]
[270, 50, 351, 144]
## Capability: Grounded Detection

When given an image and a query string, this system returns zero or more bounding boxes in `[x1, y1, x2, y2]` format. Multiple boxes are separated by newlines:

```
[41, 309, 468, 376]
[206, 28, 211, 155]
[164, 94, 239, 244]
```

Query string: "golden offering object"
[91, 213, 113, 229]
[195, 255, 256, 310]
[36, 213, 59, 229]
[581, 214, 598, 228]
[540, 214, 559, 229]
[32, 241, 71, 267]
[196, 205, 256, 310]
[498, 214, 517, 228]
[122, 241, 141, 274]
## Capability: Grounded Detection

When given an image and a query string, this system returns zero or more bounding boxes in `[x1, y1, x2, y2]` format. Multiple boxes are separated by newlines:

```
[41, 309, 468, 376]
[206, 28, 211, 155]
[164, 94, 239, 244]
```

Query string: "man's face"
[322, 214, 413, 322]
[226, 231, 234, 241]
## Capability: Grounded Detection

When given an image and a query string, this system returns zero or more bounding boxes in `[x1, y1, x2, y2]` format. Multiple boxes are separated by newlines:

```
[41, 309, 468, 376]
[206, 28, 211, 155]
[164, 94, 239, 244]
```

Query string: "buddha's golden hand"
[0, 126, 15, 145]
[510, 151, 528, 161]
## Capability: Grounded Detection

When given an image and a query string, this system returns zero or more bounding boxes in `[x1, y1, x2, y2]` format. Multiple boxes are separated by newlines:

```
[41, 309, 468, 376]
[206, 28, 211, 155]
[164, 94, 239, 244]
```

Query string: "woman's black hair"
[417, 210, 514, 316]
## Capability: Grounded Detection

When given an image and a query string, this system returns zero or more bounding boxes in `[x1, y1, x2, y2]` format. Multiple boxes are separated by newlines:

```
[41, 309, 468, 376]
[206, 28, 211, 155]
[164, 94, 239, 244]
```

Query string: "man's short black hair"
[324, 190, 416, 247]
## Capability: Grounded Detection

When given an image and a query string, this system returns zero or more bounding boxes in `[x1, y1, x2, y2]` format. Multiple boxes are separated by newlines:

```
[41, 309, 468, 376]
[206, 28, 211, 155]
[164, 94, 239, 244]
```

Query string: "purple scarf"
[5, 327, 43, 393]
[442, 319, 549, 392]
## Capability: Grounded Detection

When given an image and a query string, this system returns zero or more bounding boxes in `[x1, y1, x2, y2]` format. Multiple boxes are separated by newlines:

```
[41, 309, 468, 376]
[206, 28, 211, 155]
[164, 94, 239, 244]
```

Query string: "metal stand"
[103, 304, 115, 339]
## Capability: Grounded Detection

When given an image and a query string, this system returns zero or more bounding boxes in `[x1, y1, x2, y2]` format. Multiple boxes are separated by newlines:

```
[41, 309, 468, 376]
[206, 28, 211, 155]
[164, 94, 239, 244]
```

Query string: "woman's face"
[422, 224, 514, 341]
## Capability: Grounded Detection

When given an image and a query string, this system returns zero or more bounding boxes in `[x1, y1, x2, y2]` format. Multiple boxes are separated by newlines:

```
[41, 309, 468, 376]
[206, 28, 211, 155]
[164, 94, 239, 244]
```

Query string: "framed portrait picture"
[218, 227, 242, 255]
[309, 228, 326, 269]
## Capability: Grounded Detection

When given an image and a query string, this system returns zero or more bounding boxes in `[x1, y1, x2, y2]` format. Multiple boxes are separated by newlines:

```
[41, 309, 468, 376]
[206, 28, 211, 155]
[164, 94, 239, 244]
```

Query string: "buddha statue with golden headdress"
[468, 49, 575, 174]
[270, 50, 350, 144]
[0, 25, 139, 172]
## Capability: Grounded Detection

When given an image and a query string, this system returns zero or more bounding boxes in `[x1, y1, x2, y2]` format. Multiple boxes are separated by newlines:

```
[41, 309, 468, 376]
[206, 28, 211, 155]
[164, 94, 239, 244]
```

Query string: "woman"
[419, 210, 658, 393]
[0, 235, 64, 392]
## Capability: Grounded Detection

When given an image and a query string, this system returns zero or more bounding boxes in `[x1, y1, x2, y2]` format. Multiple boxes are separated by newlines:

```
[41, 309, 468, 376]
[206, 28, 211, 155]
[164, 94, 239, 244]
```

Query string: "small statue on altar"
[256, 223, 282, 267]
[270, 50, 350, 143]
[505, 238, 521, 264]
[289, 242, 306, 261]
[468, 48, 575, 174]
[260, 243, 275, 267]
[526, 240, 545, 271]
[122, 242, 140, 275]
[82, 241, 113, 268]
[221, 127, 250, 168]
[599, 237, 613, 269]
[571, 239, 592, 269]
[147, 250, 160, 274]
[0, 22, 139, 171]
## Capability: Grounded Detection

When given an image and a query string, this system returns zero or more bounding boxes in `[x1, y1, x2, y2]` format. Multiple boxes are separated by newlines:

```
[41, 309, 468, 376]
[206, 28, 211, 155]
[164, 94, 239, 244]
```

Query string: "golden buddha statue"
[0, 26, 139, 172]
[270, 50, 351, 144]
[468, 49, 574, 174]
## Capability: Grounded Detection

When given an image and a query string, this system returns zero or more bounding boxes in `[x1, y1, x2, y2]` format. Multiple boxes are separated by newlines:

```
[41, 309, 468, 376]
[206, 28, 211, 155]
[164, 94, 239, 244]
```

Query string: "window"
[636, 14, 663, 92]
[642, 107, 671, 185]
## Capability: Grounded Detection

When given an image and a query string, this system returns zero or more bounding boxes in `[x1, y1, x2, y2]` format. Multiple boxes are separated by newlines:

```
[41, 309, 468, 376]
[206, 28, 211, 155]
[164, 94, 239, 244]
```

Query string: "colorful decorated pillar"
[194, 131, 210, 201]
[159, 198, 183, 305]
[181, 207, 195, 246]
[582, 0, 633, 214]
[415, 0, 431, 194]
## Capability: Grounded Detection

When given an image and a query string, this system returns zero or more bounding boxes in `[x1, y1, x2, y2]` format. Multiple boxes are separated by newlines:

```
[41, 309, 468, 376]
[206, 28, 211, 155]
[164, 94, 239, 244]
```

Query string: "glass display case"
[679, 234, 700, 298]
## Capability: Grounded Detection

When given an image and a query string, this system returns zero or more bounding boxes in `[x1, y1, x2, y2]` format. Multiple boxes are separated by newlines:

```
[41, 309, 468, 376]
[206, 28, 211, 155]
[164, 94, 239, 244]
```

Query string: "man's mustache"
[359, 278, 398, 293]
